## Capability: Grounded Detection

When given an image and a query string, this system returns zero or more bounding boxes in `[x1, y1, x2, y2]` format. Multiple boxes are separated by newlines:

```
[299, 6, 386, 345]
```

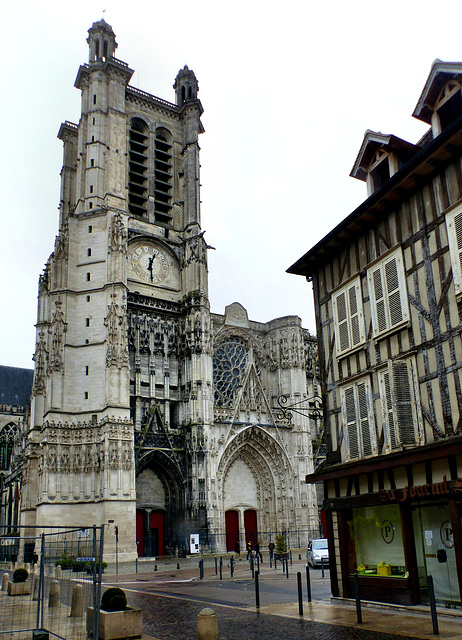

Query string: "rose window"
[213, 338, 248, 407]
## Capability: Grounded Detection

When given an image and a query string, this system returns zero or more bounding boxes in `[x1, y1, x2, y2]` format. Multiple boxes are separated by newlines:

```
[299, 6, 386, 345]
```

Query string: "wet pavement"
[103, 557, 462, 639]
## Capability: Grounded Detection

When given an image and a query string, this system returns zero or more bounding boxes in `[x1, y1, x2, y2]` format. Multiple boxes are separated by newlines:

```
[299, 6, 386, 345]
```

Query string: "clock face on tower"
[130, 244, 170, 284]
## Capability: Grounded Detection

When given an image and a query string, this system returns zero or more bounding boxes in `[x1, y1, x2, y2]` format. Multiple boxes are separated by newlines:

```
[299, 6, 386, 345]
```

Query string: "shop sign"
[379, 475, 452, 502]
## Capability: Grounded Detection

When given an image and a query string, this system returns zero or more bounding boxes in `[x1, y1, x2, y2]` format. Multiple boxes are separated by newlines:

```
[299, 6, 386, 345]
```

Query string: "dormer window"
[433, 82, 462, 135]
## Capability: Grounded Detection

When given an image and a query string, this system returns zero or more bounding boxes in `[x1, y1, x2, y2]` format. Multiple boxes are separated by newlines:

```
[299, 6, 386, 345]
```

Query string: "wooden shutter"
[446, 209, 462, 294]
[357, 381, 373, 457]
[334, 290, 351, 353]
[368, 249, 408, 336]
[344, 386, 360, 459]
[371, 266, 388, 333]
[392, 361, 415, 446]
[382, 370, 399, 449]
[334, 279, 364, 355]
[384, 256, 404, 328]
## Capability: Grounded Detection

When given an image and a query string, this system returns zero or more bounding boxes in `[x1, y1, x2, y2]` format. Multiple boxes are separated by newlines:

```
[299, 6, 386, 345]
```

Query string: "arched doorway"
[225, 510, 239, 551]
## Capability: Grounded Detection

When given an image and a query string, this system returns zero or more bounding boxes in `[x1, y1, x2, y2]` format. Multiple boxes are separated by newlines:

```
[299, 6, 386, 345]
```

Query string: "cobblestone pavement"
[129, 590, 426, 640]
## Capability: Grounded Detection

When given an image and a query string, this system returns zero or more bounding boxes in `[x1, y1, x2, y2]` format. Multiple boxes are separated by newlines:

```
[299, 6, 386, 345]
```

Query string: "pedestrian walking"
[255, 541, 263, 562]
[268, 540, 275, 562]
[235, 540, 240, 556]
[246, 540, 252, 559]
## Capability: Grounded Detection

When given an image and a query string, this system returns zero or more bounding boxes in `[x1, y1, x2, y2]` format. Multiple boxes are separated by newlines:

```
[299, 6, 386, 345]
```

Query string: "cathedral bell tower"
[25, 20, 211, 560]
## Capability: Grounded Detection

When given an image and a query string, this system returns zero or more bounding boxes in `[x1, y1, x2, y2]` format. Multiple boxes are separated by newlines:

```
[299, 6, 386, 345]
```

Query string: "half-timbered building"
[289, 60, 462, 607]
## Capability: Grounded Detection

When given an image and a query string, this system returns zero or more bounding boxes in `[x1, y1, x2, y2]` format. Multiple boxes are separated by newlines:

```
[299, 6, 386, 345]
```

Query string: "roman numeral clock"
[130, 242, 170, 285]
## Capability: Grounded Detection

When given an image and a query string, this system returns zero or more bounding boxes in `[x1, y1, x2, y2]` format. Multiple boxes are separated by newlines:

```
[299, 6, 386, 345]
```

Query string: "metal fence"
[0, 525, 104, 640]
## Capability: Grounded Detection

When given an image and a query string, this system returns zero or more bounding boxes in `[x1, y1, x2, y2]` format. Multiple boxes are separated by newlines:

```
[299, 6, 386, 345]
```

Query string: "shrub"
[13, 568, 28, 583]
[101, 587, 127, 612]
[275, 533, 287, 555]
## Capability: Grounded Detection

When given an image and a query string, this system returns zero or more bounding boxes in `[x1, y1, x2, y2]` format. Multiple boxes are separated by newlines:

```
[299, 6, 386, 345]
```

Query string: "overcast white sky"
[2, 0, 462, 369]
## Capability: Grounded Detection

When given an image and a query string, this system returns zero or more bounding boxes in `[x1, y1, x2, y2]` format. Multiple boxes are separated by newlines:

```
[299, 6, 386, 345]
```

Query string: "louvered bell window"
[342, 379, 375, 461]
[367, 248, 409, 337]
[332, 277, 365, 356]
[379, 359, 421, 451]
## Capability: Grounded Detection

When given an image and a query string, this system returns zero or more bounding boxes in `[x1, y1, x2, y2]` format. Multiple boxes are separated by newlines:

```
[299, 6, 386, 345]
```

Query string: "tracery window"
[0, 423, 17, 470]
[213, 338, 248, 407]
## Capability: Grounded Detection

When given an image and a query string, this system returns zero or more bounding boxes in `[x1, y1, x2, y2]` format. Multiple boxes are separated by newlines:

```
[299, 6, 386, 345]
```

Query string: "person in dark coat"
[234, 540, 240, 556]
[255, 541, 263, 562]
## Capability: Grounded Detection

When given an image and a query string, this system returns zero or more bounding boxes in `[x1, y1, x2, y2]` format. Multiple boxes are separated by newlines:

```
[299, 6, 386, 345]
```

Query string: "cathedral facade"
[23, 20, 319, 561]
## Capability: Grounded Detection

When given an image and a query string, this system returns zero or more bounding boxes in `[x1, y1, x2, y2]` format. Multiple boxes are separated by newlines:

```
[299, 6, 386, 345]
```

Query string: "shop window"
[379, 359, 422, 451]
[332, 276, 365, 356]
[367, 247, 409, 337]
[446, 203, 462, 295]
[341, 378, 376, 461]
[347, 505, 407, 578]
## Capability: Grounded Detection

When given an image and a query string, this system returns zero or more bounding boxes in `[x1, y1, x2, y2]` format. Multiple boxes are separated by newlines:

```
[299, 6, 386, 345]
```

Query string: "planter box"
[86, 607, 143, 640]
[7, 581, 31, 596]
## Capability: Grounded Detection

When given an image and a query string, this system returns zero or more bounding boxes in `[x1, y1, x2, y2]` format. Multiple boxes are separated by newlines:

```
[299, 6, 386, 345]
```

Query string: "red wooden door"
[150, 510, 165, 557]
[136, 511, 144, 556]
[244, 509, 258, 548]
[225, 510, 239, 551]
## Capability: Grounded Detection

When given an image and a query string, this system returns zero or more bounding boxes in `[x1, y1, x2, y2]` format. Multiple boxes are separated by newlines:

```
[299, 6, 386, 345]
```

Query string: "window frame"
[340, 377, 376, 462]
[367, 247, 409, 338]
[332, 276, 365, 357]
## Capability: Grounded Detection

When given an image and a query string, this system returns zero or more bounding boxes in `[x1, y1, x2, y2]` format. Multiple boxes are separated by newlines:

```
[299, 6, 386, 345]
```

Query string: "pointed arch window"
[213, 337, 248, 407]
[0, 423, 17, 470]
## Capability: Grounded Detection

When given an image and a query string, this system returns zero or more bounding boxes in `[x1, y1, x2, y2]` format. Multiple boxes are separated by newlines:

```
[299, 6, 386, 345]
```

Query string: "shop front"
[315, 446, 462, 608]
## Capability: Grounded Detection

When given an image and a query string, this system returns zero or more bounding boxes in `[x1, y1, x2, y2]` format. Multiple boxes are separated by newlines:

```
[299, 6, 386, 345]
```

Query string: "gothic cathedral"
[24, 20, 319, 561]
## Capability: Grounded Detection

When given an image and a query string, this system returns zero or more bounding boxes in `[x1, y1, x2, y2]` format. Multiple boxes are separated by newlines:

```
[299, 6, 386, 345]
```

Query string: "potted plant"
[86, 587, 143, 640]
[274, 533, 288, 560]
[7, 568, 31, 596]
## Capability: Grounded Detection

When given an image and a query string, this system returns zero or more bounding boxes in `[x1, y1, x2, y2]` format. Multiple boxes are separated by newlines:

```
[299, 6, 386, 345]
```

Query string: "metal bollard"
[297, 572, 303, 616]
[219, 557, 222, 580]
[135, 558, 138, 573]
[250, 555, 254, 579]
[197, 607, 218, 640]
[353, 572, 362, 624]
[290, 550, 293, 565]
[274, 555, 277, 570]
[199, 559, 204, 580]
[230, 555, 234, 577]
[427, 575, 439, 635]
[286, 556, 289, 579]
[215, 557, 218, 575]
[254, 571, 260, 609]
[306, 564, 312, 602]
[321, 556, 325, 577]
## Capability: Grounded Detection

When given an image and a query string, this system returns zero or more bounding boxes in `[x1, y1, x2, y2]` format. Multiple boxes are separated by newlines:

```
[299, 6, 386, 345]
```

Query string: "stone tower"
[23, 21, 319, 560]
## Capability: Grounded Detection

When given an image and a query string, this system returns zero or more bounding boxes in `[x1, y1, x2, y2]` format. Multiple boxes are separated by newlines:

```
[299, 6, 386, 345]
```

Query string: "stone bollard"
[33, 575, 40, 601]
[56, 565, 62, 579]
[25, 563, 31, 573]
[1, 573, 9, 591]
[49, 580, 60, 608]
[70, 584, 84, 617]
[197, 607, 218, 640]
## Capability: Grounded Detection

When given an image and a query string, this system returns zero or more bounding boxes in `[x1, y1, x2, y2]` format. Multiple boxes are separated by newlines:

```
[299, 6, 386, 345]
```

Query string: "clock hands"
[147, 253, 156, 281]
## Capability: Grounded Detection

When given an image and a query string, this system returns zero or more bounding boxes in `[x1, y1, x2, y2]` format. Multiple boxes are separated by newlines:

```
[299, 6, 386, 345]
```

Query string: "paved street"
[103, 557, 462, 639]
